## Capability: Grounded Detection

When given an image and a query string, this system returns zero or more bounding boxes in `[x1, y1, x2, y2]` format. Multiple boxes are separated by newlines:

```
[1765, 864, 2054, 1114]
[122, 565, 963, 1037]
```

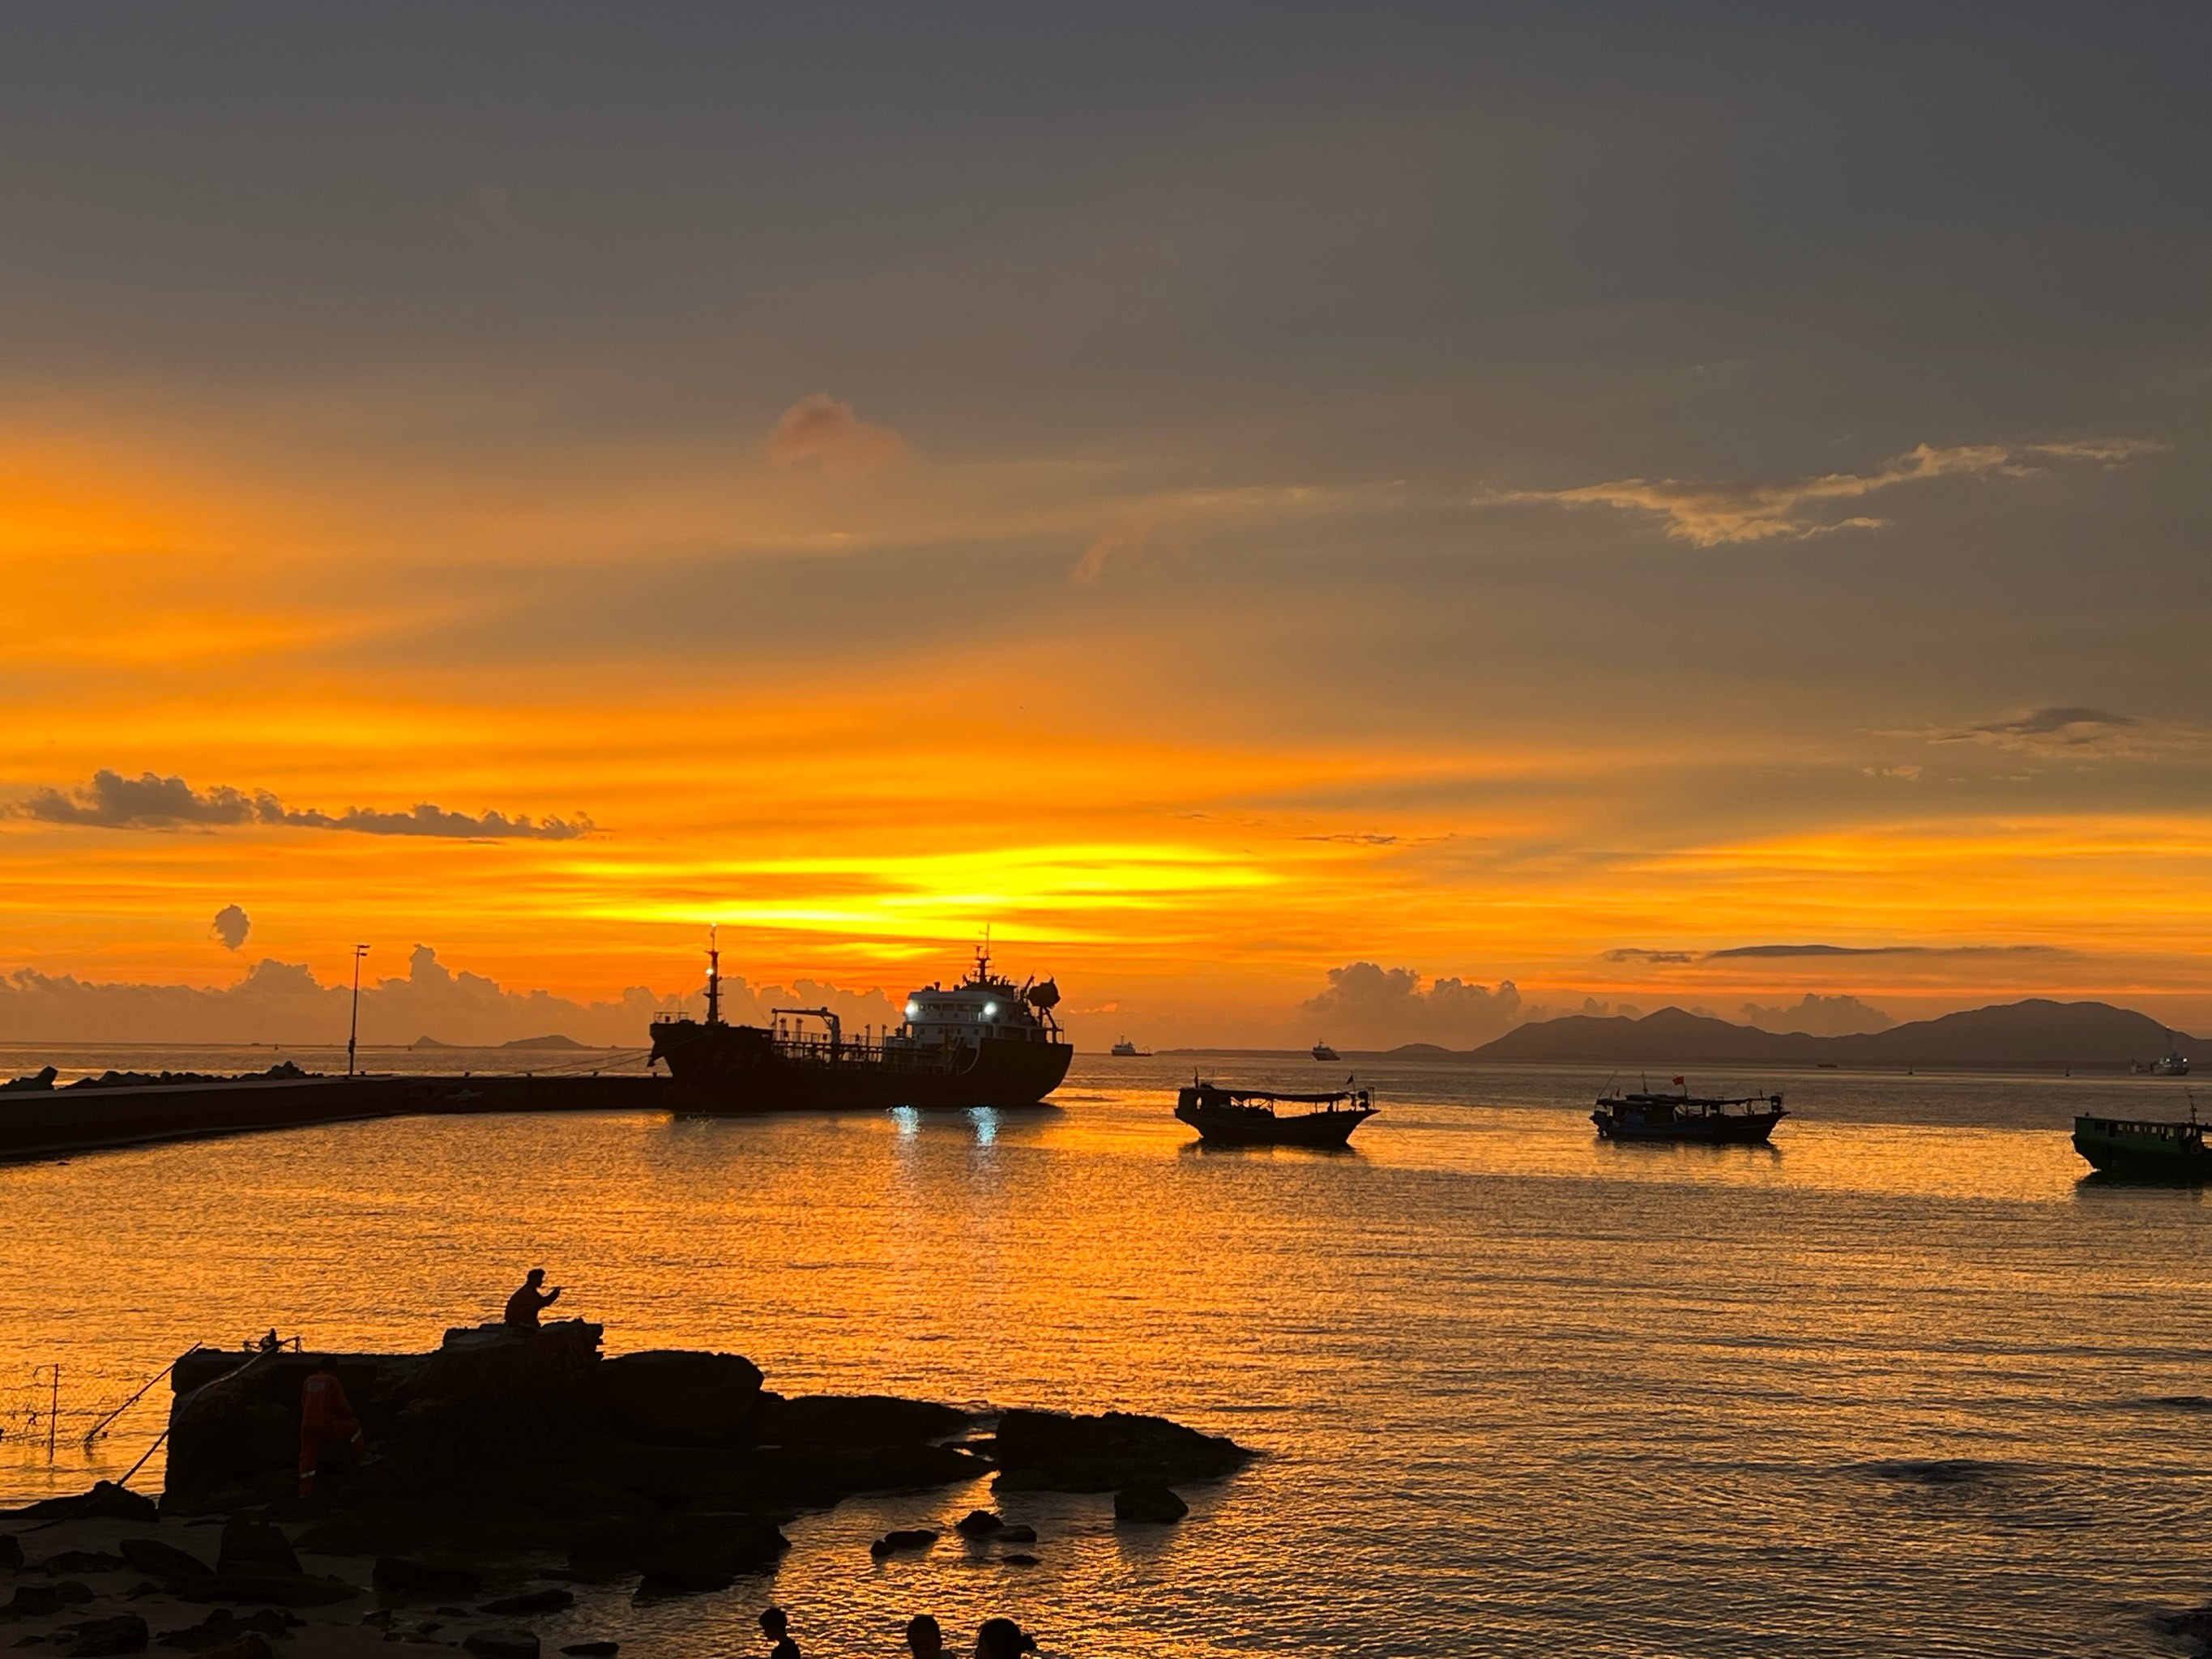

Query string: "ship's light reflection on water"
[0, 1052, 2209, 1657]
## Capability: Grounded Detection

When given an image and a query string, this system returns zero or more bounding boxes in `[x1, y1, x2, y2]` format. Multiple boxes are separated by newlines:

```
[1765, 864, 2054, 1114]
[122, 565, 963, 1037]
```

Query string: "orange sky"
[4, 11, 2210, 1047]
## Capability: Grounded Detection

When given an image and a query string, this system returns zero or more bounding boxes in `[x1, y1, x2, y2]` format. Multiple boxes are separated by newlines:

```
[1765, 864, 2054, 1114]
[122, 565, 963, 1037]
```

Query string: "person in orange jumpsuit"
[297, 1355, 363, 1498]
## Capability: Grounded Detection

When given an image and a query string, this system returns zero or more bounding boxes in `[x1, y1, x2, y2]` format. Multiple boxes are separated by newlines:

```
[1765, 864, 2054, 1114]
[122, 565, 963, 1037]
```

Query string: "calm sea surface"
[2, 1047, 2209, 1657]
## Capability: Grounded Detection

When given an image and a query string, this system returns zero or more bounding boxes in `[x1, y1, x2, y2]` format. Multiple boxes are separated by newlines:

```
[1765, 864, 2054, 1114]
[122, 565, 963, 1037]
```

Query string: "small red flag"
[1672, 1076, 1685, 1085]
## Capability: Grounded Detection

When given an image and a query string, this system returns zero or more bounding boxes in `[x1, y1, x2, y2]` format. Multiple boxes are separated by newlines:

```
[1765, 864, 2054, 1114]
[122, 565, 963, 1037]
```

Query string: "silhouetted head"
[525, 1268, 546, 1286]
[758, 1607, 788, 1640]
[314, 1355, 338, 1373]
[973, 1618, 1035, 1659]
[906, 1614, 943, 1657]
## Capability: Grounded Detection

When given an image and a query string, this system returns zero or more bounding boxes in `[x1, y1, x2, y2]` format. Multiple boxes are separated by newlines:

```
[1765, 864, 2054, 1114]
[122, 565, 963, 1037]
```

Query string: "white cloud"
[1739, 992, 1894, 1036]
[1300, 961, 1530, 1048]
[0, 945, 903, 1047]
[1483, 437, 2161, 547]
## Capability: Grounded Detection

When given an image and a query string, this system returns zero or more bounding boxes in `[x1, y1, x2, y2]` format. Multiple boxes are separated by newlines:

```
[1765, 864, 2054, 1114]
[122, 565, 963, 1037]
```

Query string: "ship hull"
[1175, 1103, 1373, 1147]
[652, 1020, 1072, 1114]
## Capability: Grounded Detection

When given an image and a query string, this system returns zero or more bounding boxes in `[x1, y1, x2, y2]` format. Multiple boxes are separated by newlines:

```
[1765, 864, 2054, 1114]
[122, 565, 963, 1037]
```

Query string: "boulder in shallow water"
[463, 1631, 540, 1659]
[1112, 1482, 1189, 1524]
[65, 1614, 149, 1656]
[867, 1528, 937, 1558]
[954, 1509, 1004, 1537]
[752, 1393, 969, 1448]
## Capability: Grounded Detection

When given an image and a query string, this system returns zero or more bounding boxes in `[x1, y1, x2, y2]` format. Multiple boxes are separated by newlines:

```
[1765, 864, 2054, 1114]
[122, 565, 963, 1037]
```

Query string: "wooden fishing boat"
[1175, 1081, 1374, 1147]
[1591, 1079, 1786, 1144]
[2073, 1111, 2211, 1178]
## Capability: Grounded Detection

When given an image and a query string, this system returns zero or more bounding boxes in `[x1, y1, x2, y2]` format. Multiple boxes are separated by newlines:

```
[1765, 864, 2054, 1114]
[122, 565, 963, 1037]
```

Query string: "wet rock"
[477, 1589, 574, 1617]
[953, 1510, 1004, 1538]
[372, 1559, 482, 1598]
[998, 1525, 1037, 1543]
[118, 1542, 211, 1584]
[867, 1529, 937, 1559]
[634, 1520, 788, 1595]
[41, 1554, 126, 1576]
[63, 1615, 147, 1656]
[7, 1485, 160, 1524]
[560, 1644, 618, 1657]
[594, 1351, 762, 1446]
[462, 1631, 540, 1659]
[214, 1522, 297, 1580]
[1112, 1483, 1189, 1524]
[1001, 1553, 1040, 1567]
[992, 1409, 1249, 1493]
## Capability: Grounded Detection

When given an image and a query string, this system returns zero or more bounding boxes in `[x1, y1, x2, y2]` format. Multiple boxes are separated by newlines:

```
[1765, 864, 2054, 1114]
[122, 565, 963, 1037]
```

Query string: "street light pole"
[347, 944, 370, 1077]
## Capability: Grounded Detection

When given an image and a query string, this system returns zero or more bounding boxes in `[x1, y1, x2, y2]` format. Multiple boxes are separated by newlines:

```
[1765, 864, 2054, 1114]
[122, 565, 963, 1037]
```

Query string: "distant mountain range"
[1461, 999, 2200, 1070]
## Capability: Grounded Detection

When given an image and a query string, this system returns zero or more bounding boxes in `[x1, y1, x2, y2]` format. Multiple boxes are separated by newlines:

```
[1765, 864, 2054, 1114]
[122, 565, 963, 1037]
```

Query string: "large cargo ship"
[649, 940, 1073, 1113]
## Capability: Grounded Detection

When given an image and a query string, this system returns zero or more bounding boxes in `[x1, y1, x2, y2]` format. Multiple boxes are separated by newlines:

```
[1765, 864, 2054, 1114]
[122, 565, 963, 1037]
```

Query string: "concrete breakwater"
[0, 1072, 665, 1162]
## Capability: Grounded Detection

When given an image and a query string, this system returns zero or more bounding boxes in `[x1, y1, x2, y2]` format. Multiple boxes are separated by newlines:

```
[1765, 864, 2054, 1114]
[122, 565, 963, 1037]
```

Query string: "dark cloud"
[1923, 707, 2207, 758]
[1300, 962, 1529, 1047]
[1603, 948, 1697, 964]
[17, 770, 593, 840]
[1706, 943, 2064, 959]
[211, 904, 250, 951]
[1740, 992, 1894, 1036]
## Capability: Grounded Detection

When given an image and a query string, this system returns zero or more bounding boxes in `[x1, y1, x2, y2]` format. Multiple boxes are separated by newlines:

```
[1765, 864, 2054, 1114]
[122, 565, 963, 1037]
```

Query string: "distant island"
[408, 1033, 600, 1051]
[1464, 999, 2200, 1071]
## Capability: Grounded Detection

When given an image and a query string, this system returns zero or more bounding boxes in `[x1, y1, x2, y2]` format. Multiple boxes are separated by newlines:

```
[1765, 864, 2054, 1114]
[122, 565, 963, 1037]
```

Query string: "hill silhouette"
[1469, 999, 2201, 1070]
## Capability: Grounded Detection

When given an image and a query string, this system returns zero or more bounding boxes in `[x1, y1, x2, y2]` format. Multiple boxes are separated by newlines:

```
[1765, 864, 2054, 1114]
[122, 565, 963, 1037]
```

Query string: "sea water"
[0, 1048, 2207, 1657]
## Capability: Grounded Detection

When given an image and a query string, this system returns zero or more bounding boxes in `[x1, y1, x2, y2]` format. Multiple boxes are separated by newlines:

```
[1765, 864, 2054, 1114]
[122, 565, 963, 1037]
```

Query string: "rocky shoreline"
[0, 1320, 1252, 1656]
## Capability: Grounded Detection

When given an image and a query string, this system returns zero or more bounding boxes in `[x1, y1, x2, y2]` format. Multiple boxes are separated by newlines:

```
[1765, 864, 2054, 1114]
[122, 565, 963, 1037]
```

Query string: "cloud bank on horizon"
[19, 771, 593, 840]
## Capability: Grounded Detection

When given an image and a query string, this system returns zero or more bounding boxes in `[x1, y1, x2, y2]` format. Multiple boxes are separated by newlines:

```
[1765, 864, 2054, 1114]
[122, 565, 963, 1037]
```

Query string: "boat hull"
[2073, 1115, 2211, 1179]
[653, 1021, 1072, 1114]
[1592, 1108, 1785, 1145]
[1175, 1102, 1373, 1147]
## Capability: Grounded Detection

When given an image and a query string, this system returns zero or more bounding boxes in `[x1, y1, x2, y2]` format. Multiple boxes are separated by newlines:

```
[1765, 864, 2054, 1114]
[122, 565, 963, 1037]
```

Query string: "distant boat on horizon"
[1311, 1041, 1339, 1061]
[1110, 1036, 1151, 1057]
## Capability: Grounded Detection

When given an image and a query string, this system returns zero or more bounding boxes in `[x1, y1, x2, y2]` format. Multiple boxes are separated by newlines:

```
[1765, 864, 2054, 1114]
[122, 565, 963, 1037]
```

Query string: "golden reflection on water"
[0, 1056, 2208, 1657]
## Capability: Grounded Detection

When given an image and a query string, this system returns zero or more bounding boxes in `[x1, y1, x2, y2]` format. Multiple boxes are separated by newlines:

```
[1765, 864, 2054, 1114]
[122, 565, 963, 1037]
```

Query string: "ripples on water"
[1, 1048, 2208, 1657]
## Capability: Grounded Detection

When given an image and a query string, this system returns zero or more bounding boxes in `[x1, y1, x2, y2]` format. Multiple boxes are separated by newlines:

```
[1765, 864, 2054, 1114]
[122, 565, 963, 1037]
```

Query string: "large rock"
[634, 1519, 789, 1594]
[373, 1557, 484, 1597]
[6, 1482, 159, 1522]
[990, 1409, 1250, 1492]
[463, 1631, 540, 1659]
[119, 1537, 211, 1581]
[752, 1394, 968, 1448]
[593, 1351, 762, 1445]
[216, 1520, 297, 1577]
